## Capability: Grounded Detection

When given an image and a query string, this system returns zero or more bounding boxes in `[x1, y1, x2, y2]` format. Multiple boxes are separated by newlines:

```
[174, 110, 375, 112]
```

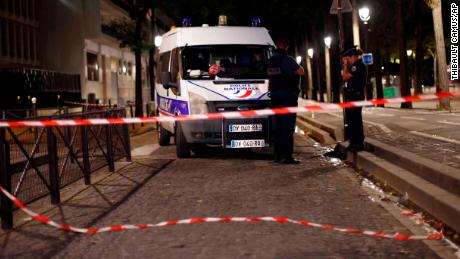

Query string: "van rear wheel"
[158, 124, 171, 146]
[175, 122, 191, 158]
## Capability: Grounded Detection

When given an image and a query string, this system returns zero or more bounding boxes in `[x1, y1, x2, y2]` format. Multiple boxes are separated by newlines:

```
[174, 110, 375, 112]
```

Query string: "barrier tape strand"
[63, 101, 112, 107]
[3, 92, 458, 128]
[0, 186, 443, 240]
[2, 92, 459, 128]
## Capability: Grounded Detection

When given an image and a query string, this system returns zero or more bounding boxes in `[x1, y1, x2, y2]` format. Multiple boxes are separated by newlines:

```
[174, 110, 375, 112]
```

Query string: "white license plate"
[229, 124, 263, 133]
[230, 139, 265, 148]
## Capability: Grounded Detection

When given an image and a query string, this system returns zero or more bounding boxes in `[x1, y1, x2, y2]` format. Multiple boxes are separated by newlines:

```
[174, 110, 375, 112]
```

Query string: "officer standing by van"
[341, 46, 367, 151]
[268, 39, 305, 164]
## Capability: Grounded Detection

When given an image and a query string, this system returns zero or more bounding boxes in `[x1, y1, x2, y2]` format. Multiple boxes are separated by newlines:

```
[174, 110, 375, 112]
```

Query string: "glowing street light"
[154, 35, 162, 47]
[324, 36, 332, 48]
[296, 56, 302, 64]
[406, 49, 413, 57]
[359, 7, 370, 24]
[307, 48, 314, 58]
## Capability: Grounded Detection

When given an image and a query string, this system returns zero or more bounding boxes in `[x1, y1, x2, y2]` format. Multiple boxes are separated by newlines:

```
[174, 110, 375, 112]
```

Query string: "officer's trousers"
[271, 91, 298, 159]
[344, 107, 364, 147]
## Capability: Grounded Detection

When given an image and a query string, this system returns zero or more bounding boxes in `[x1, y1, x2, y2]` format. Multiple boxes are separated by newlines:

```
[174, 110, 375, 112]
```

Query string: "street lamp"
[324, 37, 332, 48]
[154, 35, 162, 47]
[359, 7, 373, 101]
[324, 36, 332, 102]
[406, 49, 413, 57]
[307, 48, 314, 59]
[359, 7, 370, 51]
[296, 56, 302, 65]
[307, 48, 314, 99]
[358, 7, 370, 24]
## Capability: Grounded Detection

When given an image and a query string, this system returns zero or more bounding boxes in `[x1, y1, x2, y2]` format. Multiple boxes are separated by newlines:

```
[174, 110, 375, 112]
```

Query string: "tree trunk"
[374, 50, 384, 107]
[148, 49, 156, 101]
[414, 21, 424, 95]
[311, 27, 320, 101]
[429, 0, 450, 110]
[135, 49, 143, 117]
[397, 0, 412, 109]
[134, 16, 143, 117]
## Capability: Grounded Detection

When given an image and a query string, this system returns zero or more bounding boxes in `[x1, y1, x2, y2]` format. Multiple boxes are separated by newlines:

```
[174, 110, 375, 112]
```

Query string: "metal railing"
[0, 107, 131, 229]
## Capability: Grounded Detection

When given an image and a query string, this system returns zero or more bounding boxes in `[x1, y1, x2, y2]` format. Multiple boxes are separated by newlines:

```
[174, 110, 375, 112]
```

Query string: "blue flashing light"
[251, 17, 261, 27]
[182, 18, 192, 27]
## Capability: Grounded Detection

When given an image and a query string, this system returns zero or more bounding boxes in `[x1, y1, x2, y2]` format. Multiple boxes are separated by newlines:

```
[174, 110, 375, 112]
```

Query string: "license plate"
[230, 139, 265, 148]
[229, 124, 263, 133]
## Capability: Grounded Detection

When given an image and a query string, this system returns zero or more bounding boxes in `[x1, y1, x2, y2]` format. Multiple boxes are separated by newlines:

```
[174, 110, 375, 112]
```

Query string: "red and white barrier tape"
[3, 92, 459, 128]
[64, 101, 112, 107]
[0, 186, 443, 240]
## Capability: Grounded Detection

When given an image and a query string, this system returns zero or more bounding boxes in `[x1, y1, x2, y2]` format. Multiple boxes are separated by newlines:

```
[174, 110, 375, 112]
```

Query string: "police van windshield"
[182, 45, 270, 80]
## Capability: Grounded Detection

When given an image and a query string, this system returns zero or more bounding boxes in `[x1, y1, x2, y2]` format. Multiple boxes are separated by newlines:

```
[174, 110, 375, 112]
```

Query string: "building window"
[87, 52, 99, 81]
[0, 19, 7, 56]
[0, 1, 6, 11]
[127, 62, 132, 76]
[8, 21, 14, 58]
[16, 22, 22, 59]
[111, 58, 118, 73]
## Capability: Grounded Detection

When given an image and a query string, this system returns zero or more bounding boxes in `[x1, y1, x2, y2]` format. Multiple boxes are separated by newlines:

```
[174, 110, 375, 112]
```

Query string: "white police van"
[156, 24, 275, 157]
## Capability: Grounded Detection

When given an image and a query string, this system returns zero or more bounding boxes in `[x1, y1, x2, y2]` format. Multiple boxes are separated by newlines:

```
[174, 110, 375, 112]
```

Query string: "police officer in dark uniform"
[268, 39, 305, 164]
[341, 46, 367, 151]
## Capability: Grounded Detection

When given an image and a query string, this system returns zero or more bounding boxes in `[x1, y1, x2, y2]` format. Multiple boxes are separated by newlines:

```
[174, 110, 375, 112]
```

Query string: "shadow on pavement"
[0, 159, 172, 259]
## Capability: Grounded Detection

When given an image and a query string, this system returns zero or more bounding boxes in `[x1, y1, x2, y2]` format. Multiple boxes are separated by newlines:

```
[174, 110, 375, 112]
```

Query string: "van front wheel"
[158, 124, 171, 146]
[175, 123, 191, 158]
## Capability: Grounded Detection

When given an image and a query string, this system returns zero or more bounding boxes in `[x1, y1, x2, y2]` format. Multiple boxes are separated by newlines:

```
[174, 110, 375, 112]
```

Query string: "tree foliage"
[102, 18, 153, 53]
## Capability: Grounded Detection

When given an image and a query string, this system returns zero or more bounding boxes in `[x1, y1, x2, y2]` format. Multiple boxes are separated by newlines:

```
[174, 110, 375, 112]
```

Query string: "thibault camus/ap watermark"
[452, 3, 458, 80]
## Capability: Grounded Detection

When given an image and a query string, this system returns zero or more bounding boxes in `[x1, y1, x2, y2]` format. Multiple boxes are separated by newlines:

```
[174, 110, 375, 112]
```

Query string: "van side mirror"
[161, 72, 178, 90]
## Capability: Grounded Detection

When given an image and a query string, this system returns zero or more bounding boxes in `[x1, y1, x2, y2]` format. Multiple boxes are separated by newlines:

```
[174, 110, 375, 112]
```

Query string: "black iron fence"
[0, 68, 81, 109]
[0, 107, 131, 229]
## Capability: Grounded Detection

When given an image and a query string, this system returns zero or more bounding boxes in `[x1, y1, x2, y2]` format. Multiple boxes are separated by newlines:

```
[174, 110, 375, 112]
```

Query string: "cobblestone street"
[0, 133, 445, 258]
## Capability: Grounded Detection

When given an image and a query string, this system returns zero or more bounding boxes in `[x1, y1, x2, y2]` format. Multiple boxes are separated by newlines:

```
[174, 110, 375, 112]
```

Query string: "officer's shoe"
[273, 154, 283, 163]
[346, 144, 365, 152]
[282, 157, 301, 164]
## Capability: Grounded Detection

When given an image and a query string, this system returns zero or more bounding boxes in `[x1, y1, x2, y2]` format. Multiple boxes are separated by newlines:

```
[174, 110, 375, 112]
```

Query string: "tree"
[397, 0, 412, 108]
[103, 1, 155, 117]
[425, 0, 450, 110]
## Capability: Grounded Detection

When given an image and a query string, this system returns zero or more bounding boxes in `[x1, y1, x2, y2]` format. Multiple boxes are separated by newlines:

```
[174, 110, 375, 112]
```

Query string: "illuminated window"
[87, 52, 99, 81]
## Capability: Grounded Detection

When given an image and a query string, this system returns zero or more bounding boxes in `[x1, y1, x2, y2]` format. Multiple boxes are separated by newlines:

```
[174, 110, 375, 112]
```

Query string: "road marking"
[439, 113, 460, 117]
[375, 113, 395, 117]
[325, 112, 343, 119]
[409, 131, 460, 145]
[437, 121, 460, 126]
[326, 112, 393, 133]
[364, 120, 393, 133]
[131, 144, 160, 156]
[363, 110, 395, 117]
[400, 116, 427, 121]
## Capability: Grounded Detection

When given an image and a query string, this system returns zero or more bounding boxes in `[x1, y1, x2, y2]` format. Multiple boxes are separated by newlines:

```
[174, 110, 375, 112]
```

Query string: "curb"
[303, 114, 460, 234]
[339, 144, 460, 234]
[365, 138, 460, 197]
[296, 118, 335, 145]
[297, 114, 344, 141]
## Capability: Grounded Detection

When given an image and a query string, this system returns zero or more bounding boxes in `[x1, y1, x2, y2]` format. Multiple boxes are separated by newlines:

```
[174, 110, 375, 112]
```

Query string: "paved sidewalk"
[0, 133, 444, 258]
[298, 97, 460, 171]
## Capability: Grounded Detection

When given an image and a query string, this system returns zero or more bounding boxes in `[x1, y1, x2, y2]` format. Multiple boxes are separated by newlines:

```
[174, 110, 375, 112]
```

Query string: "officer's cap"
[340, 45, 359, 57]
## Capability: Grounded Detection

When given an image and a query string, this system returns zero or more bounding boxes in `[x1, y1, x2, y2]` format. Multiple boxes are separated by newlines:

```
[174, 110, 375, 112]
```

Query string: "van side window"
[160, 51, 171, 72]
[171, 48, 180, 83]
[170, 48, 181, 95]
[157, 51, 171, 83]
